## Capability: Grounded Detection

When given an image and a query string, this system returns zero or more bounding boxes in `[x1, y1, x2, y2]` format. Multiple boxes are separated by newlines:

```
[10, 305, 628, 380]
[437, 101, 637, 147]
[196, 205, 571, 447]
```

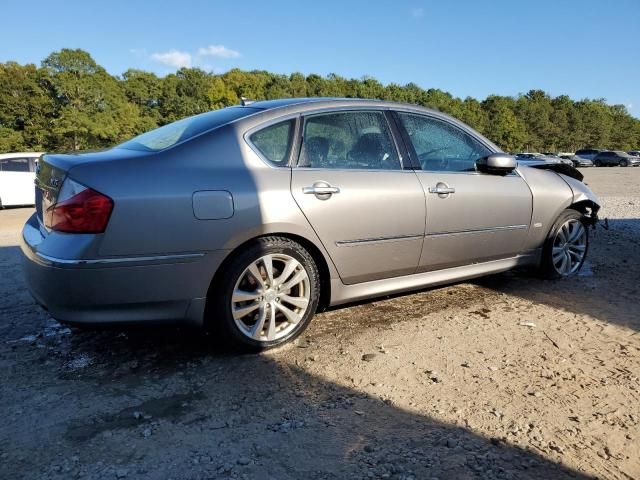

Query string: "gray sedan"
[21, 98, 600, 350]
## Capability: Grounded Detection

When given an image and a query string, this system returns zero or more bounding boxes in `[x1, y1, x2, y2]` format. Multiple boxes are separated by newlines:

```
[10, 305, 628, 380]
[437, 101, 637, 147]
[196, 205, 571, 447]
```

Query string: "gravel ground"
[1, 167, 639, 480]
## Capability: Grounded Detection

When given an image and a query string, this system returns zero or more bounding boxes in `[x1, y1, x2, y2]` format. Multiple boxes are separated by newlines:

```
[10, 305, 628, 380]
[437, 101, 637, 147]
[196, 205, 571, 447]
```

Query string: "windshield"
[118, 106, 259, 152]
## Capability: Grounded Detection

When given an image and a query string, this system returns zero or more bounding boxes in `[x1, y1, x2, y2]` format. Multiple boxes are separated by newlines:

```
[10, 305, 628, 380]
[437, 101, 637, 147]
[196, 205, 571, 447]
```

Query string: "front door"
[394, 112, 532, 272]
[291, 110, 425, 284]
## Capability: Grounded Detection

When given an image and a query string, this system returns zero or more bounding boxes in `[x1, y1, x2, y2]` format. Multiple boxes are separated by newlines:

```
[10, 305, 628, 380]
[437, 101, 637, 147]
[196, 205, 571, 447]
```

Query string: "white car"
[0, 152, 42, 208]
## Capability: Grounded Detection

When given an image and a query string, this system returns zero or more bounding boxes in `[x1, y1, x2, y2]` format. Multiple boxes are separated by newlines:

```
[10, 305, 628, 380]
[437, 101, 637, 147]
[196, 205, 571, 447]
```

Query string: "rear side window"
[118, 106, 259, 152]
[0, 158, 30, 172]
[249, 119, 295, 166]
[398, 113, 491, 172]
[298, 111, 401, 170]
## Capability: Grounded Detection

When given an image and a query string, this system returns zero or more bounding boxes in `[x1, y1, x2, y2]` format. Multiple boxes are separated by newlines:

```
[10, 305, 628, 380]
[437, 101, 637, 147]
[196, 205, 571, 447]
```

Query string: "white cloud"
[150, 49, 192, 68]
[197, 45, 241, 59]
[627, 103, 633, 110]
[411, 7, 424, 18]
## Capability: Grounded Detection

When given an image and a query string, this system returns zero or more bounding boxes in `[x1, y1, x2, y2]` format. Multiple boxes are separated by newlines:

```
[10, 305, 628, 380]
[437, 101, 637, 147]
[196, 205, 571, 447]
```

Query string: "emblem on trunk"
[49, 177, 61, 188]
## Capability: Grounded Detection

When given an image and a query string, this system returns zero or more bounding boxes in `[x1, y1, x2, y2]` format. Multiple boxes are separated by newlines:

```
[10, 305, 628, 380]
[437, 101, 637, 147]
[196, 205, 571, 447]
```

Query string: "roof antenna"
[240, 97, 254, 106]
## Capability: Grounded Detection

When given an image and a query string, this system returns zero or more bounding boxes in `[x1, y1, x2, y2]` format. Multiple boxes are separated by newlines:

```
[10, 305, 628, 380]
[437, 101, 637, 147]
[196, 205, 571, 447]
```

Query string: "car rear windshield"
[118, 106, 260, 152]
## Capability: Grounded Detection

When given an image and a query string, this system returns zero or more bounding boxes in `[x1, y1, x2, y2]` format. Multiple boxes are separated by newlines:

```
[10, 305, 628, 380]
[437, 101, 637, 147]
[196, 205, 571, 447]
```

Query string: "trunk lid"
[35, 147, 145, 226]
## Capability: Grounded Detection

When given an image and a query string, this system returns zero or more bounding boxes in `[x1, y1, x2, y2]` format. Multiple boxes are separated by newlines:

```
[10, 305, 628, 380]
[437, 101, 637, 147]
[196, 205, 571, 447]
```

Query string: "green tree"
[0, 62, 53, 150]
[42, 49, 141, 150]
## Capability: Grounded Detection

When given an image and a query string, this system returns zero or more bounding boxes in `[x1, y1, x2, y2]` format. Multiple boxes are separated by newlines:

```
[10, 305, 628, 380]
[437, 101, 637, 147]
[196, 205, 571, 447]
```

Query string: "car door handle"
[428, 186, 455, 194]
[302, 185, 340, 195]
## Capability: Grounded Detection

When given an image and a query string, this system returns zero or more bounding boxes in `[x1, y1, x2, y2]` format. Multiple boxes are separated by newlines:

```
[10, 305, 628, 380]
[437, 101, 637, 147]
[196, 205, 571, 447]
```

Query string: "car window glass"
[0, 158, 30, 172]
[250, 119, 294, 166]
[298, 111, 401, 170]
[397, 113, 491, 172]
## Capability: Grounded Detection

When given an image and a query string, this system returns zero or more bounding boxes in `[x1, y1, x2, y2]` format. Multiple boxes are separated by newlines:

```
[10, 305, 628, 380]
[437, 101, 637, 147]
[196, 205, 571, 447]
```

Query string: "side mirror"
[476, 153, 517, 175]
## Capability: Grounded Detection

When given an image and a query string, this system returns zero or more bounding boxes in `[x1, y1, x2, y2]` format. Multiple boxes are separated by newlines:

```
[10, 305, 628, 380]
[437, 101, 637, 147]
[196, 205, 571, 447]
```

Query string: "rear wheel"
[619, 159, 628, 167]
[540, 209, 588, 279]
[208, 236, 320, 351]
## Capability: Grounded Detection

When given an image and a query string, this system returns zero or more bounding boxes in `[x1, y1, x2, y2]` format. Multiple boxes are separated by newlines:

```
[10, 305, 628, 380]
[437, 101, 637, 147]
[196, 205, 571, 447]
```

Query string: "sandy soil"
[1, 167, 639, 480]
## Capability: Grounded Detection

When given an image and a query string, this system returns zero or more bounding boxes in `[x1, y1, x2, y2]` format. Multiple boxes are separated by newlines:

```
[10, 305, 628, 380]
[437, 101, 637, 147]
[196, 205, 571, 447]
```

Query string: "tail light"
[45, 179, 113, 233]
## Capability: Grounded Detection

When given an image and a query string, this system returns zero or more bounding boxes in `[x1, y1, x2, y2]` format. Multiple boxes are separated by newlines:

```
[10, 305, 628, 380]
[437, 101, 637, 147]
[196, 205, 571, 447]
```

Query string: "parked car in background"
[560, 155, 594, 168]
[628, 150, 640, 157]
[0, 152, 42, 208]
[515, 153, 571, 165]
[575, 149, 603, 161]
[20, 99, 600, 350]
[593, 150, 640, 167]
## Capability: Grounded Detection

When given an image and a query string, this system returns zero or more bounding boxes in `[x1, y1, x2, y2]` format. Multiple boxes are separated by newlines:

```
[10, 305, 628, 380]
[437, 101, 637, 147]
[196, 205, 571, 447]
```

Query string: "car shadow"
[0, 217, 635, 478]
[1, 322, 598, 480]
[475, 218, 640, 332]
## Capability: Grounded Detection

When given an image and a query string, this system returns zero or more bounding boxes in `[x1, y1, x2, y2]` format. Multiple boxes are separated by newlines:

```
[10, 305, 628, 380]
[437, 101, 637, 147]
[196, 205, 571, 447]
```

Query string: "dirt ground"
[1, 167, 639, 480]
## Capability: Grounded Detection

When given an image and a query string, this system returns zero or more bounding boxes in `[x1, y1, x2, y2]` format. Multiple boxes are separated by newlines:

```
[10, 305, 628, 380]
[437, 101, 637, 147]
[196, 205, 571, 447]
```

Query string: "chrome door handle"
[302, 185, 340, 195]
[428, 186, 455, 194]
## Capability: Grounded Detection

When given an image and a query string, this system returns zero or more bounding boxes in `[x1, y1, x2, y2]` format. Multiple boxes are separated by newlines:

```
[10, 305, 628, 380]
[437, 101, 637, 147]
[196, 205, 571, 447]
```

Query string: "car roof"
[233, 97, 501, 153]
[0, 152, 43, 160]
[242, 97, 447, 116]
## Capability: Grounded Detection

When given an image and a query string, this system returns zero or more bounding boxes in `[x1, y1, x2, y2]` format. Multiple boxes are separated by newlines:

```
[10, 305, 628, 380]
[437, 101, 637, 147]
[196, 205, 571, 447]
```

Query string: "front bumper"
[20, 214, 226, 327]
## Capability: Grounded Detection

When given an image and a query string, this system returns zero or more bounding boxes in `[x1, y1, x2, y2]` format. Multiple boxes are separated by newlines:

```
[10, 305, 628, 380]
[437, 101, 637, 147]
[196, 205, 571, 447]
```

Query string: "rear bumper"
[20, 214, 227, 327]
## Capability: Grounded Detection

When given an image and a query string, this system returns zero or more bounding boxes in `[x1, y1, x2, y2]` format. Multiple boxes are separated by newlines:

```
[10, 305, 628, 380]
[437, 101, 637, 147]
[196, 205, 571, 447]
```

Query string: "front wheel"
[594, 160, 602, 167]
[208, 236, 320, 351]
[619, 159, 628, 167]
[540, 209, 589, 279]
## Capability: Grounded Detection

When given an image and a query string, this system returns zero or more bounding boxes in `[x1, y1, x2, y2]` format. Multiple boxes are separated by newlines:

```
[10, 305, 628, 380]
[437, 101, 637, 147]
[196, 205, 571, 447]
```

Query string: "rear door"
[290, 110, 426, 284]
[394, 112, 533, 272]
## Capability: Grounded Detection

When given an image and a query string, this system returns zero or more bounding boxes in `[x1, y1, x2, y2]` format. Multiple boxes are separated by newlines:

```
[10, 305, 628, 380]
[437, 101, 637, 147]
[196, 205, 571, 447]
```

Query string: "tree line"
[1, 48, 638, 154]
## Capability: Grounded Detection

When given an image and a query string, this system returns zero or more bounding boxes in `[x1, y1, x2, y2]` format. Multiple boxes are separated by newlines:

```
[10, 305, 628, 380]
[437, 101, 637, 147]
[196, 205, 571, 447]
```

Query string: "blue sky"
[1, 0, 638, 115]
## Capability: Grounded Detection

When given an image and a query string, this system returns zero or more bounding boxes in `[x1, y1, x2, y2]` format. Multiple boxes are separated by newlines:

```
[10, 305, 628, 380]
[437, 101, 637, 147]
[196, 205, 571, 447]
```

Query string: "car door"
[394, 112, 533, 272]
[0, 157, 34, 206]
[290, 110, 426, 284]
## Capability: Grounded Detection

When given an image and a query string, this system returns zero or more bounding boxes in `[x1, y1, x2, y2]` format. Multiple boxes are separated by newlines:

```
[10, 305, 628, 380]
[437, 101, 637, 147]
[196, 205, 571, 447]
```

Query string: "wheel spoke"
[279, 294, 309, 309]
[552, 246, 564, 262]
[263, 255, 274, 286]
[568, 223, 583, 242]
[232, 289, 261, 303]
[250, 304, 267, 339]
[275, 302, 301, 324]
[275, 258, 298, 286]
[280, 269, 308, 292]
[569, 244, 586, 252]
[266, 302, 277, 341]
[248, 262, 266, 289]
[233, 302, 260, 320]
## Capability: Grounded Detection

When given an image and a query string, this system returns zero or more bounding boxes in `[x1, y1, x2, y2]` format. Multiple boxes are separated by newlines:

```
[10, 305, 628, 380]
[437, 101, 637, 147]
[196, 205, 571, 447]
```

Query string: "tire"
[540, 209, 589, 279]
[594, 160, 602, 167]
[208, 236, 320, 351]
[619, 159, 628, 167]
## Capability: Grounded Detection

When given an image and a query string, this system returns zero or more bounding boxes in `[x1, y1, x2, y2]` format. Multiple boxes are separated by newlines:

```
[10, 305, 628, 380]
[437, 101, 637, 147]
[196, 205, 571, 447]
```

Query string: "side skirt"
[329, 252, 540, 306]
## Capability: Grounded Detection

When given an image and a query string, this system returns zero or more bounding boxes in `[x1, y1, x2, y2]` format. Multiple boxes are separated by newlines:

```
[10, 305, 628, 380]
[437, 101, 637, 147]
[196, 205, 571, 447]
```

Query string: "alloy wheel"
[231, 254, 311, 342]
[551, 219, 587, 276]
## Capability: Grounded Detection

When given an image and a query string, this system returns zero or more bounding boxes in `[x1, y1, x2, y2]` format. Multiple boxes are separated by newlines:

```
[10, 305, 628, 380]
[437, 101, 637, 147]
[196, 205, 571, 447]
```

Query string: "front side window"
[249, 119, 295, 166]
[298, 111, 401, 170]
[0, 158, 30, 172]
[398, 113, 491, 172]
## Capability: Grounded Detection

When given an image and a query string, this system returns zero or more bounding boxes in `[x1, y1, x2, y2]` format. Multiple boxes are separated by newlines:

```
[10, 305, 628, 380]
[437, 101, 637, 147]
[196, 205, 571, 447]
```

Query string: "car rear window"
[118, 106, 260, 152]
